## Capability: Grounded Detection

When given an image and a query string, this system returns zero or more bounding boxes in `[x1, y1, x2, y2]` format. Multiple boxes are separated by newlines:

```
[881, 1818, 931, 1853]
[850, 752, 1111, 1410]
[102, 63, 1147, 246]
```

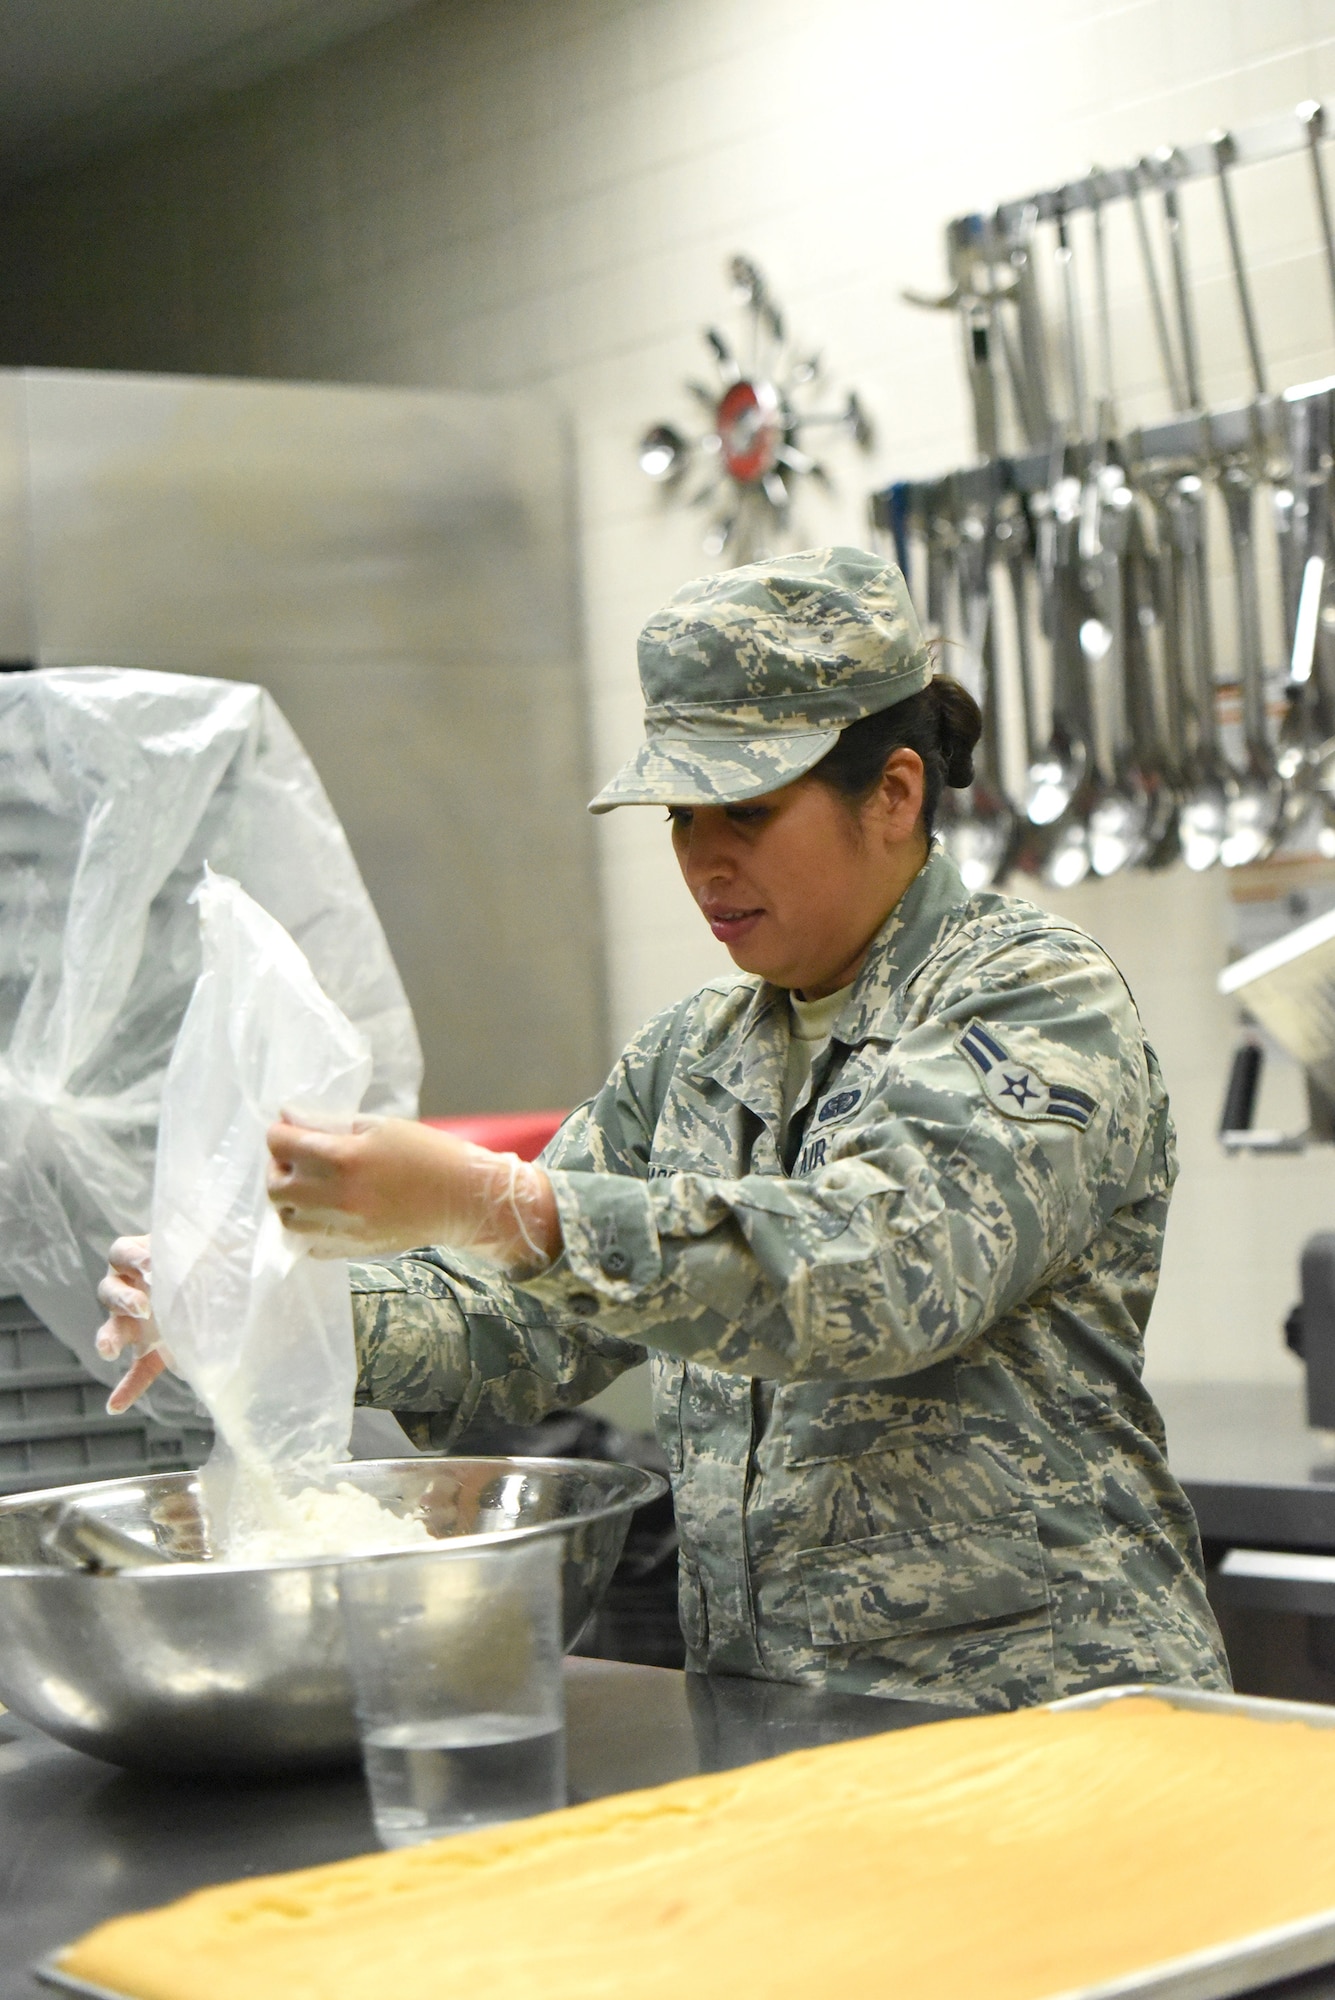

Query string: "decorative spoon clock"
[638, 255, 874, 564]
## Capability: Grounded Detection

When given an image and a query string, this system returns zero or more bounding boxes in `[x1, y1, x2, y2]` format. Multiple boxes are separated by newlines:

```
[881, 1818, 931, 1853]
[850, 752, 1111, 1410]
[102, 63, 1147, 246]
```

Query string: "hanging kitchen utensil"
[1008, 204, 1057, 447]
[923, 480, 954, 643]
[1025, 462, 1090, 830]
[1300, 101, 1335, 342]
[1024, 478, 1098, 889]
[1164, 470, 1231, 870]
[1200, 146, 1285, 860]
[1082, 458, 1158, 875]
[935, 476, 1018, 889]
[1121, 493, 1181, 868]
[1216, 454, 1285, 863]
[1054, 200, 1089, 440]
[1150, 148, 1205, 410]
[994, 486, 1041, 777]
[1285, 388, 1335, 824]
[1210, 131, 1270, 400]
[996, 485, 1069, 881]
[1135, 473, 1191, 790]
[1130, 166, 1189, 413]
[1088, 174, 1119, 438]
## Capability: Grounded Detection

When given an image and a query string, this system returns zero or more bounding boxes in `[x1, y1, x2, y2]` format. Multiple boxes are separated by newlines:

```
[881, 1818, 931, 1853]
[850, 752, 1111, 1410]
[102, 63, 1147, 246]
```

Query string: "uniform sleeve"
[524, 927, 1165, 1383]
[347, 996, 699, 1429]
[350, 1247, 647, 1444]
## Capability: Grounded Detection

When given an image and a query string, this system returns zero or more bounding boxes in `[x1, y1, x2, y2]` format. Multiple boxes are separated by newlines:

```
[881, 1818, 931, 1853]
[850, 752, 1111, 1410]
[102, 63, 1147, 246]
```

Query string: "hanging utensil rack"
[876, 99, 1335, 891]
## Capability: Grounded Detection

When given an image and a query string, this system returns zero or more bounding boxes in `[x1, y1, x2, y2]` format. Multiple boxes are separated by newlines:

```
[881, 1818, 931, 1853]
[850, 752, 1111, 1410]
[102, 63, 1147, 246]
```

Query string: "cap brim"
[588, 727, 840, 814]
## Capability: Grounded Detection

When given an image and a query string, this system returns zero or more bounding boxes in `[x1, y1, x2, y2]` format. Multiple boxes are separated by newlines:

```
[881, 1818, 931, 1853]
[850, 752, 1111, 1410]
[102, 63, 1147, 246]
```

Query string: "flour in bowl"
[224, 1481, 434, 1562]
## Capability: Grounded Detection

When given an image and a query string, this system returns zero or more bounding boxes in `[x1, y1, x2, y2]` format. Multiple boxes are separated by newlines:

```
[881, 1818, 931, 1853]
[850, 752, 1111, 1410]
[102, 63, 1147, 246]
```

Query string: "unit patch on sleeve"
[956, 1020, 1098, 1130]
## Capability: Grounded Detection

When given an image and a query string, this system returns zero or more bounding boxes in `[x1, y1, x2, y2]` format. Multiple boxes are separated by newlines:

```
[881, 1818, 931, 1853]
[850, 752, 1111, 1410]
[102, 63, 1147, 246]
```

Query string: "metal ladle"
[1121, 493, 1181, 868]
[1083, 461, 1157, 875]
[1206, 130, 1286, 864]
[936, 488, 1017, 889]
[1024, 467, 1090, 831]
[1284, 390, 1335, 824]
[1163, 472, 1231, 870]
[1217, 456, 1284, 865]
[1034, 500, 1098, 890]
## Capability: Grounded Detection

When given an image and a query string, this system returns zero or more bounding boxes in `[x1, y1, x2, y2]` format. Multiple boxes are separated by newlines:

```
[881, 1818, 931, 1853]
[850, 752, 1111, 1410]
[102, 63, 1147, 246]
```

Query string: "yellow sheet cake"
[60, 1696, 1335, 2000]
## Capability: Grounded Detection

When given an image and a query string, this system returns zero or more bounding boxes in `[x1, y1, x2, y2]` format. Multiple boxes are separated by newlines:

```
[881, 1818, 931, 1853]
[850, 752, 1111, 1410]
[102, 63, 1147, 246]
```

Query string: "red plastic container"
[422, 1111, 567, 1161]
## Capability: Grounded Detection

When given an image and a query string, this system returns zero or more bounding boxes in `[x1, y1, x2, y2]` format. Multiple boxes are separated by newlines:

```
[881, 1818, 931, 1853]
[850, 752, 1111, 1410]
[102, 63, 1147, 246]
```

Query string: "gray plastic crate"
[0, 1296, 212, 1495]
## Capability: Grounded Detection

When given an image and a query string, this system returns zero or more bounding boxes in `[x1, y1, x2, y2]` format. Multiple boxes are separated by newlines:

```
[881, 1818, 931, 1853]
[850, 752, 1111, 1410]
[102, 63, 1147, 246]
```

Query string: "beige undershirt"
[781, 981, 854, 1136]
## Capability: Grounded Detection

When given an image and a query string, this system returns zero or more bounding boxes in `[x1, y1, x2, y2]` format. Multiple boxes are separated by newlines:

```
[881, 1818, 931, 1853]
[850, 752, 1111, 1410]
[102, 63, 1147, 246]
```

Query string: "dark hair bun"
[931, 675, 981, 788]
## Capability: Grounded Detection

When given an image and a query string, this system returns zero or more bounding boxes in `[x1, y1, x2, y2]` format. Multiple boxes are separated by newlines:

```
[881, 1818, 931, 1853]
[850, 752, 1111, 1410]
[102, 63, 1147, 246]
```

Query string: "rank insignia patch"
[956, 1020, 1097, 1130]
[816, 1087, 862, 1125]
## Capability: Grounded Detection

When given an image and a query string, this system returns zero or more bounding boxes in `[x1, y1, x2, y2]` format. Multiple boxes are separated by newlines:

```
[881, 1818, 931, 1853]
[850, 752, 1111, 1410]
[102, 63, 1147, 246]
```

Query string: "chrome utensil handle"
[996, 493, 1039, 767]
[1008, 205, 1055, 444]
[38, 1501, 171, 1574]
[1143, 481, 1190, 772]
[1152, 149, 1205, 410]
[1171, 472, 1224, 760]
[1130, 169, 1188, 412]
[1211, 131, 1269, 399]
[1054, 204, 1088, 439]
[1089, 176, 1118, 434]
[1218, 464, 1275, 770]
[1288, 388, 1334, 689]
[1301, 100, 1335, 341]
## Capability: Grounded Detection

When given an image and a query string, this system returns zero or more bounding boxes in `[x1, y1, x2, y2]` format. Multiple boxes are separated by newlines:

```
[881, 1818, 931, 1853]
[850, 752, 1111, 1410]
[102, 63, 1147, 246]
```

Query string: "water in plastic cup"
[362, 1713, 566, 1845]
[338, 1535, 566, 1847]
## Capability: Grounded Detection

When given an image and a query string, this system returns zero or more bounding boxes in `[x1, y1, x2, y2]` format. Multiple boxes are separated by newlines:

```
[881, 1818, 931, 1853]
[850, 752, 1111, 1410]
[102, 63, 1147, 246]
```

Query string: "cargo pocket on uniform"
[797, 1507, 1051, 1648]
[678, 1558, 709, 1659]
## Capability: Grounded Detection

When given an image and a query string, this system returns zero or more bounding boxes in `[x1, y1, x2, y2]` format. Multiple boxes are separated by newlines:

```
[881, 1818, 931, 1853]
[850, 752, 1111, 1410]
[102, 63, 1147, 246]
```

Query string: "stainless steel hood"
[0, 365, 606, 1115]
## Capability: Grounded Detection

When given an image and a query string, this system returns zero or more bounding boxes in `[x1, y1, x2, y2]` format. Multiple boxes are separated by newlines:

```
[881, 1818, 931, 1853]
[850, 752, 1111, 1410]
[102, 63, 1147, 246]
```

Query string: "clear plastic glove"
[266, 1116, 562, 1274]
[95, 1236, 173, 1414]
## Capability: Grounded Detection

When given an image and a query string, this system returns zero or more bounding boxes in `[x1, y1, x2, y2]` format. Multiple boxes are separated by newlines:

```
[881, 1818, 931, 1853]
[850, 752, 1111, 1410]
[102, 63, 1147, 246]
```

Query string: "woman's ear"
[872, 748, 926, 844]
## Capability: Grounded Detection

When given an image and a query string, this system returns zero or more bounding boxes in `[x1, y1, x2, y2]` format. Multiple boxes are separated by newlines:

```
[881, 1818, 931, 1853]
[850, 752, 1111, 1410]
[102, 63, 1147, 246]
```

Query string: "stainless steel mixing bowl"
[0, 1456, 665, 1775]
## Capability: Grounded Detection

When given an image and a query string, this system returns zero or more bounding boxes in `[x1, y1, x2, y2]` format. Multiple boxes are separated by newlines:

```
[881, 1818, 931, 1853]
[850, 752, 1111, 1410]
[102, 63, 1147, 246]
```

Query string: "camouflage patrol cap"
[588, 546, 932, 813]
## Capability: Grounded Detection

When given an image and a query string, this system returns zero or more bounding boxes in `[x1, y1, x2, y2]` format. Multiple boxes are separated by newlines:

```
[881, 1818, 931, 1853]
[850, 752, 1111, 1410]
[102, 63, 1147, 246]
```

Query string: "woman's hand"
[266, 1116, 562, 1273]
[96, 1235, 169, 1413]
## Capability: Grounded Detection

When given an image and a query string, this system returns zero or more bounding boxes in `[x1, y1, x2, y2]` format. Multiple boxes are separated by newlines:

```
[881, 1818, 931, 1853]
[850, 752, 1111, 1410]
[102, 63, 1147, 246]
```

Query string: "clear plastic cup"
[338, 1536, 566, 1847]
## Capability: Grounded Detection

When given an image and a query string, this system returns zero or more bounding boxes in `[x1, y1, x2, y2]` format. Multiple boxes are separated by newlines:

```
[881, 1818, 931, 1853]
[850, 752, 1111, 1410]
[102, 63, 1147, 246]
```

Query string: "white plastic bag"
[151, 872, 371, 1539]
[0, 668, 422, 1423]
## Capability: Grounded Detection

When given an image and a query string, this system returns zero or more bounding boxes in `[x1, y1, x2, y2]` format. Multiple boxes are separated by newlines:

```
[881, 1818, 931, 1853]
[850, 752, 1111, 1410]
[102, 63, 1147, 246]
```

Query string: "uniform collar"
[685, 844, 973, 1117]
[832, 844, 973, 1046]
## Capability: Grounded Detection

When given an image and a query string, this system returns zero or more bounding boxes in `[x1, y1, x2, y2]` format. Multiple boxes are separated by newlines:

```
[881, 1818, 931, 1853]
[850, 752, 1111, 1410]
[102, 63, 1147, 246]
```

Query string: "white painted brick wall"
[3, 0, 1335, 1386]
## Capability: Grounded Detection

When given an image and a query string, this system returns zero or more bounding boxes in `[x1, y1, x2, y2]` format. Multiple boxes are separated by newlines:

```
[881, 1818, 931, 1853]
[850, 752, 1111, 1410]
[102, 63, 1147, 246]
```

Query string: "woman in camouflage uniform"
[103, 547, 1229, 1711]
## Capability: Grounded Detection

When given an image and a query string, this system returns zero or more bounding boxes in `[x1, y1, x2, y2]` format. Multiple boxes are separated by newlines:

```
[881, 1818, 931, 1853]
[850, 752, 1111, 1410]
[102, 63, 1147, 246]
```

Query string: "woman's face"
[668, 749, 926, 996]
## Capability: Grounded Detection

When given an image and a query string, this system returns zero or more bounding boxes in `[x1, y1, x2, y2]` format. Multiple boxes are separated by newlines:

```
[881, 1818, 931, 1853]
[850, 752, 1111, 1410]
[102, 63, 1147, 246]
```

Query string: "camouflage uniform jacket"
[352, 847, 1229, 1711]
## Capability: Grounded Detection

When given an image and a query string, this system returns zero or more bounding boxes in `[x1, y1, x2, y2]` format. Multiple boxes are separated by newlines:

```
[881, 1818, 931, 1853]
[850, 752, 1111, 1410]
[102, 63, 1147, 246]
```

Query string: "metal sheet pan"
[1046, 1683, 1335, 2000]
[33, 1685, 1335, 2000]
[34, 1966, 125, 2000]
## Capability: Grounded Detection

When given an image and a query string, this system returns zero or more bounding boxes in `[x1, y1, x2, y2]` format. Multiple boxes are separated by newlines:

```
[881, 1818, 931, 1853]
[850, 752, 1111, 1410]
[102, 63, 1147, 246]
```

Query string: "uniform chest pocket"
[779, 1361, 962, 1467]
[796, 1507, 1049, 1647]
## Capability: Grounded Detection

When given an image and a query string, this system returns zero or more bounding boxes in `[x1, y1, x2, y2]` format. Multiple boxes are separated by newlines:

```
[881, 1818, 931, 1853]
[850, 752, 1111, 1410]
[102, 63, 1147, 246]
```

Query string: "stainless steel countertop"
[5, 1653, 1335, 1998]
[0, 1658, 958, 1994]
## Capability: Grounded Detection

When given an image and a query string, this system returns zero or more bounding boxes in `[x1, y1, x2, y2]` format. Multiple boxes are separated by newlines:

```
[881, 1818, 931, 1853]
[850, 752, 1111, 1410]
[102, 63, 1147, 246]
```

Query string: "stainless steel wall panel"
[20, 369, 573, 673]
[258, 654, 604, 1115]
[0, 377, 31, 662]
[3, 365, 604, 1115]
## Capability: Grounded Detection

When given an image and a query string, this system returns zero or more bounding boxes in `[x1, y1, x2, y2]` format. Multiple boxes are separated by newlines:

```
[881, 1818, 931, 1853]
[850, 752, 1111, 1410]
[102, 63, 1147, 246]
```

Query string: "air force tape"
[956, 1020, 1097, 1130]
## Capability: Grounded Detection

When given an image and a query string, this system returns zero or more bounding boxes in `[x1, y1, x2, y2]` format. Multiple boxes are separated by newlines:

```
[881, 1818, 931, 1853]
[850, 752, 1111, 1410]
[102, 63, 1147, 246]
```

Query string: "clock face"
[637, 256, 873, 563]
[716, 379, 782, 485]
